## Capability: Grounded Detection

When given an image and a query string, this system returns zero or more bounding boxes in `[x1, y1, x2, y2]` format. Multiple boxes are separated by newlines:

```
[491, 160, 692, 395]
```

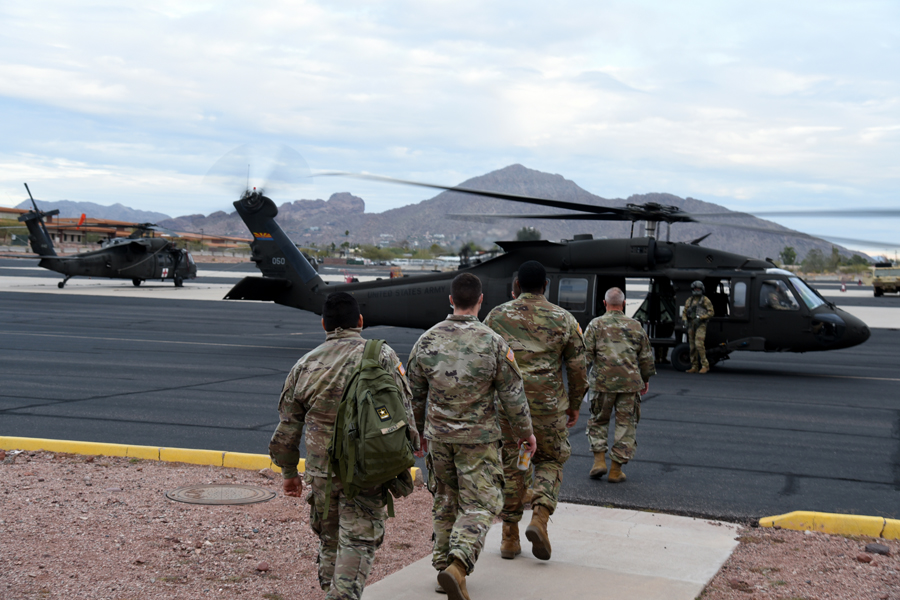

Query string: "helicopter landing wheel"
[132, 278, 143, 287]
[671, 343, 692, 372]
[57, 281, 65, 289]
[174, 275, 184, 287]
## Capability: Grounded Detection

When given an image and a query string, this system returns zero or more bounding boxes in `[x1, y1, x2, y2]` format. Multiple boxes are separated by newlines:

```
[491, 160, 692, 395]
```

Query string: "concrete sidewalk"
[364, 502, 740, 600]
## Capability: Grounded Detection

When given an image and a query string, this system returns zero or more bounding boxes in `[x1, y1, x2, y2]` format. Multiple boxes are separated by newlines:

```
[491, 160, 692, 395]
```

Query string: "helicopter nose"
[829, 310, 870, 349]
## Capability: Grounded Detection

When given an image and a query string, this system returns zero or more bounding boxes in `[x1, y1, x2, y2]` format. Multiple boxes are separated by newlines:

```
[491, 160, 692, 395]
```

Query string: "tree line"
[779, 245, 871, 273]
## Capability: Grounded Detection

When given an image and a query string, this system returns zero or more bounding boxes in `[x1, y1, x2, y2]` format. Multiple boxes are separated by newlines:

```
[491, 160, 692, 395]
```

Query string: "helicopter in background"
[222, 174, 875, 370]
[17, 184, 197, 288]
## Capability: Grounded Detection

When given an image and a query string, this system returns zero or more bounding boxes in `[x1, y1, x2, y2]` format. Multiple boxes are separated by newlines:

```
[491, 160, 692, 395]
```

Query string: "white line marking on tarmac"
[801, 374, 900, 382]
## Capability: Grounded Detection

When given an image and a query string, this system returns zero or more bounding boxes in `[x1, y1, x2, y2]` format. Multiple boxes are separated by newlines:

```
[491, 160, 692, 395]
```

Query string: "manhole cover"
[166, 484, 276, 505]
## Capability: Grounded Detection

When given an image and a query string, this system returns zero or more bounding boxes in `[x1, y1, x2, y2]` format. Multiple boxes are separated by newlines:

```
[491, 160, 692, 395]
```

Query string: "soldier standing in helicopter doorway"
[683, 281, 714, 373]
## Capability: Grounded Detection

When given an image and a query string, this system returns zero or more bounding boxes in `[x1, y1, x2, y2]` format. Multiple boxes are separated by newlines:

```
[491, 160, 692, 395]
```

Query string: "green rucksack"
[325, 339, 416, 517]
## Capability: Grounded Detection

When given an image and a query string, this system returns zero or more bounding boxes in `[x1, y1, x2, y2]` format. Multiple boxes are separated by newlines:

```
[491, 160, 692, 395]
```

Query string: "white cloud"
[0, 0, 896, 249]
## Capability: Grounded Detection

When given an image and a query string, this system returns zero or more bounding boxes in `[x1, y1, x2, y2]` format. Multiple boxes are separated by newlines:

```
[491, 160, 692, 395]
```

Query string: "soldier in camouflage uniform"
[683, 280, 715, 373]
[484, 260, 587, 562]
[269, 292, 418, 600]
[408, 273, 535, 600]
[583, 287, 655, 483]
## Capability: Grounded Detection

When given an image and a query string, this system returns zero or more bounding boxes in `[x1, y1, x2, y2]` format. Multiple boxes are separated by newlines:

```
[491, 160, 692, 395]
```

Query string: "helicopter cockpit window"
[790, 277, 826, 310]
[558, 278, 588, 312]
[759, 280, 799, 311]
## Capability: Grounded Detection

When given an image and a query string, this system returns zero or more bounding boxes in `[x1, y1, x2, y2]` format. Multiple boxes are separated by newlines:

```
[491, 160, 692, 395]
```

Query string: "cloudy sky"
[1, 1, 897, 252]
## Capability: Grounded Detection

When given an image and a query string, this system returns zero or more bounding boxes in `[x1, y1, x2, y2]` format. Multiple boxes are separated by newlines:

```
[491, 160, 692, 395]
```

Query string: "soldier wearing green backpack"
[269, 292, 419, 600]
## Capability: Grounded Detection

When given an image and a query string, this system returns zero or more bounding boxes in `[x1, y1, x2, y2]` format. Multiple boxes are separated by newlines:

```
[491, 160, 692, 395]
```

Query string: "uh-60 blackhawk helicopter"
[223, 174, 873, 371]
[18, 184, 197, 288]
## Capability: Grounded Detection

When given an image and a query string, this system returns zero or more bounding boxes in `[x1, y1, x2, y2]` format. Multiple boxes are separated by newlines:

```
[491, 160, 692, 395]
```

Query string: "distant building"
[1, 206, 250, 250]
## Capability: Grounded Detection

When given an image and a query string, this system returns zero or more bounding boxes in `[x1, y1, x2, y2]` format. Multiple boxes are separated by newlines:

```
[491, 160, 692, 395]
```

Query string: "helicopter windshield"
[790, 277, 826, 310]
[759, 280, 800, 311]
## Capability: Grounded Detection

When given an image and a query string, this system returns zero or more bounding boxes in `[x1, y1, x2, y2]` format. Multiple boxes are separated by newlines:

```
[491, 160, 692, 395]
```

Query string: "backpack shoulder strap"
[363, 338, 385, 362]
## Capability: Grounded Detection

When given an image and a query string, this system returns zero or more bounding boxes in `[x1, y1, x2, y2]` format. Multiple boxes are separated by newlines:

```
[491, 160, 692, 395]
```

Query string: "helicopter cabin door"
[548, 274, 597, 330]
[754, 277, 804, 349]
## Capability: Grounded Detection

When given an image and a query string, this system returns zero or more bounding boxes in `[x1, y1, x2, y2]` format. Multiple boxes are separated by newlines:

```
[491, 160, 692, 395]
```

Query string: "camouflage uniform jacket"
[407, 314, 532, 444]
[484, 293, 588, 417]
[584, 310, 656, 393]
[269, 328, 417, 479]
[683, 295, 714, 327]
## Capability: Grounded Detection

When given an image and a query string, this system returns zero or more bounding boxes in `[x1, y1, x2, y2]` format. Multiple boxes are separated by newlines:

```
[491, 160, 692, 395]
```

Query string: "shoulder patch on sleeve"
[396, 362, 406, 377]
[505, 347, 517, 365]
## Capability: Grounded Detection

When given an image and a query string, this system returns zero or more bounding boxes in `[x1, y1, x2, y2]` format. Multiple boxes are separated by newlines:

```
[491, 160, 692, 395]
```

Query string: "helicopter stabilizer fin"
[224, 276, 293, 302]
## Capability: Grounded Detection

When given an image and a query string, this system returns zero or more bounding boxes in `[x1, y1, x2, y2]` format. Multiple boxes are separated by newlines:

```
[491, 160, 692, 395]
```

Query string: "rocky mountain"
[15, 199, 171, 223]
[160, 165, 857, 261]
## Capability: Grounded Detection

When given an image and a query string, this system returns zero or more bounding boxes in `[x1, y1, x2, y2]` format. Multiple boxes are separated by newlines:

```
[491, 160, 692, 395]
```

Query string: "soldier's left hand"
[640, 381, 650, 396]
[565, 408, 580, 428]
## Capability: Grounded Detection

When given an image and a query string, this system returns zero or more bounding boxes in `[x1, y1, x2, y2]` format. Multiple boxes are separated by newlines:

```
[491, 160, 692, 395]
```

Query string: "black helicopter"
[222, 177, 873, 370]
[18, 184, 197, 288]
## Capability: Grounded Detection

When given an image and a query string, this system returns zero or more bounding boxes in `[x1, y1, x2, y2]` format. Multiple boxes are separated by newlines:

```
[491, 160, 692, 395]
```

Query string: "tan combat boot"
[608, 461, 627, 483]
[437, 559, 470, 600]
[525, 505, 552, 560]
[698, 366, 709, 374]
[589, 452, 607, 479]
[685, 366, 699, 373]
[500, 521, 521, 559]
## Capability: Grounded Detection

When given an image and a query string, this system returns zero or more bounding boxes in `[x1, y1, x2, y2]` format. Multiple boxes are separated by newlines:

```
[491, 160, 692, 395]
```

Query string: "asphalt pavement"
[1, 259, 898, 521]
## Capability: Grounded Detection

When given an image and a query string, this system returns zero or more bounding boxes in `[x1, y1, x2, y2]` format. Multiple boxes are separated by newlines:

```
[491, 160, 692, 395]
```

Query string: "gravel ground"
[702, 527, 899, 600]
[2, 451, 898, 600]
[1, 451, 433, 600]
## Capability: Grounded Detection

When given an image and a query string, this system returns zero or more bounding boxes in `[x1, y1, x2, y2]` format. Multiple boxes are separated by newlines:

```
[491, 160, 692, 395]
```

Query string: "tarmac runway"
[1, 258, 898, 521]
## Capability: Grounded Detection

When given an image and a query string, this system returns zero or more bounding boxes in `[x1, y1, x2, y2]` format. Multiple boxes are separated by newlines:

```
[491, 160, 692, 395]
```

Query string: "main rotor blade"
[319, 172, 631, 217]
[692, 219, 897, 249]
[686, 208, 900, 219]
[447, 212, 630, 221]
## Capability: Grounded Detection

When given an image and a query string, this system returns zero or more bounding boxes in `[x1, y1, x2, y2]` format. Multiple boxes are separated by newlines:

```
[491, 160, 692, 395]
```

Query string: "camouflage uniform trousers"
[688, 322, 709, 369]
[499, 412, 571, 522]
[306, 474, 386, 600]
[586, 391, 642, 464]
[426, 440, 503, 574]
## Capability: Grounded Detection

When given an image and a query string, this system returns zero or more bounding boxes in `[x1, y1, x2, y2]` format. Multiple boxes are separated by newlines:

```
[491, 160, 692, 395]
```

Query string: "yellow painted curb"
[224, 451, 285, 472]
[127, 445, 162, 460]
[883, 519, 900, 540]
[0, 436, 285, 473]
[0, 436, 418, 482]
[760, 511, 900, 540]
